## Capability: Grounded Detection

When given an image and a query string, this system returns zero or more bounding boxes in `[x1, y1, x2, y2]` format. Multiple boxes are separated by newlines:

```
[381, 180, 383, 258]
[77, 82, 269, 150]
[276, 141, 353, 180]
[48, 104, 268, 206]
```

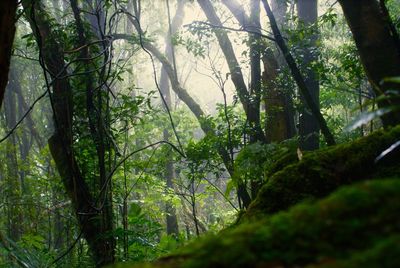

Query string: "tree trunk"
[4, 87, 22, 242]
[298, 0, 320, 150]
[198, 0, 265, 142]
[261, 0, 335, 146]
[263, 51, 292, 142]
[71, 0, 115, 264]
[263, 0, 296, 143]
[0, 0, 18, 108]
[118, 11, 253, 208]
[22, 1, 115, 265]
[338, 0, 400, 127]
[160, 0, 185, 237]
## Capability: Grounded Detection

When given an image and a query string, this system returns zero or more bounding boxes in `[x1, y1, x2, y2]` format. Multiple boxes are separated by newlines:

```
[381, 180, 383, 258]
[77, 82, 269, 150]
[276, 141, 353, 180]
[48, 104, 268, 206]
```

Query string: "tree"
[159, 0, 185, 237]
[338, 0, 400, 127]
[198, 0, 265, 143]
[0, 0, 18, 108]
[118, 4, 253, 208]
[21, 0, 115, 265]
[261, 0, 335, 146]
[263, 0, 296, 143]
[297, 0, 320, 150]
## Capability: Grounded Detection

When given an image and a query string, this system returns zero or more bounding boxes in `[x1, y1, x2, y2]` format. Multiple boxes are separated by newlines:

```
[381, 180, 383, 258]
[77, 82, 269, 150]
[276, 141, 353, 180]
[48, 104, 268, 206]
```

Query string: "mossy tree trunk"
[263, 0, 296, 143]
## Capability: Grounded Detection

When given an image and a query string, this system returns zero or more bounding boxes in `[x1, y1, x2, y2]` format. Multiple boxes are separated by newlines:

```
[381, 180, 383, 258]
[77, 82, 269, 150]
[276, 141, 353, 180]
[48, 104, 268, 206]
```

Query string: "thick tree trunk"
[0, 0, 18, 108]
[261, 0, 335, 146]
[338, 0, 400, 127]
[71, 0, 115, 264]
[263, 0, 296, 143]
[22, 1, 115, 265]
[263, 51, 292, 142]
[298, 0, 320, 150]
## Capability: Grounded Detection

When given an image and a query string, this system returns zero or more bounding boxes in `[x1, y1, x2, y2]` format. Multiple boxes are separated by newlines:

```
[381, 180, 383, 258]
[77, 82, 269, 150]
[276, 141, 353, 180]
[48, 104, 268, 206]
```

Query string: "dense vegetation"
[0, 0, 399, 267]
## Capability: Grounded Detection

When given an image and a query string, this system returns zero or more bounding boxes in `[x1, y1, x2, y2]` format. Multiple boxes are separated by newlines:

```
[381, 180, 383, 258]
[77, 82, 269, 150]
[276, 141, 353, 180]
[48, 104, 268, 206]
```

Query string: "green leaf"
[224, 179, 236, 198]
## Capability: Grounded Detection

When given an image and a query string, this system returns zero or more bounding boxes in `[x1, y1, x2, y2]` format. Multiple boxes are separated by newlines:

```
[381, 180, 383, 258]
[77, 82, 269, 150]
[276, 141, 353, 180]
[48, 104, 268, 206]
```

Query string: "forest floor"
[117, 126, 400, 268]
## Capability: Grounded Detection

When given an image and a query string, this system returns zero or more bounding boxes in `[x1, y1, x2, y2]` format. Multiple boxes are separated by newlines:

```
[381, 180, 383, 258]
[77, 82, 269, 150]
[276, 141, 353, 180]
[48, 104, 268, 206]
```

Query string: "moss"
[313, 235, 400, 268]
[123, 178, 400, 268]
[245, 126, 400, 219]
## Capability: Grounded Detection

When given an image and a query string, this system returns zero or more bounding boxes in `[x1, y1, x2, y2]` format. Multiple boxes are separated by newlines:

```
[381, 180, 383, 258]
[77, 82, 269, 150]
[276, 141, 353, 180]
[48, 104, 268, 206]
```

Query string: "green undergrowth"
[116, 127, 400, 268]
[244, 125, 400, 219]
[120, 178, 400, 268]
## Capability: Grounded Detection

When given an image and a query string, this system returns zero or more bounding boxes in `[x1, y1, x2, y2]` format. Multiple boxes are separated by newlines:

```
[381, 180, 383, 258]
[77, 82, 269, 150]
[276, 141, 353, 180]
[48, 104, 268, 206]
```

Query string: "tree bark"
[261, 0, 335, 146]
[263, 50, 292, 142]
[338, 0, 400, 127]
[263, 0, 296, 143]
[0, 0, 18, 108]
[71, 0, 115, 263]
[298, 0, 320, 150]
[22, 1, 115, 265]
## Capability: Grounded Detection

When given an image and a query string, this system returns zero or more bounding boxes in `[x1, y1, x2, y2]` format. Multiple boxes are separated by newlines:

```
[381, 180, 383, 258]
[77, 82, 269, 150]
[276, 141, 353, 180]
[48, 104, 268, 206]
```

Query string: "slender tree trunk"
[198, 0, 265, 143]
[4, 86, 22, 241]
[160, 0, 185, 237]
[119, 10, 252, 208]
[338, 0, 400, 127]
[248, 0, 263, 145]
[298, 0, 320, 150]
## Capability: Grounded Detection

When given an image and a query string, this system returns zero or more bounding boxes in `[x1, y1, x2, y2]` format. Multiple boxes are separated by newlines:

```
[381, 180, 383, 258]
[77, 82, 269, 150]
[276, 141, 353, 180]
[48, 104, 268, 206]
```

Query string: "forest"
[0, 0, 400, 267]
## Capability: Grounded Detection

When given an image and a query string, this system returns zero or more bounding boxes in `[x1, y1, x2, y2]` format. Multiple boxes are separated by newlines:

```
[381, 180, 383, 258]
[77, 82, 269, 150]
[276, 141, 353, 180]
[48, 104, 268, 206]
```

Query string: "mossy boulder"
[244, 126, 400, 219]
[121, 178, 400, 268]
[317, 235, 400, 268]
[116, 127, 400, 268]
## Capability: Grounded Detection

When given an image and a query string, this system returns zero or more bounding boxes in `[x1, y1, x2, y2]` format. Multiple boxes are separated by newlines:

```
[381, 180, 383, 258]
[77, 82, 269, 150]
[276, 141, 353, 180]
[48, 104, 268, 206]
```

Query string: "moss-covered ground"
[245, 126, 400, 219]
[117, 127, 400, 268]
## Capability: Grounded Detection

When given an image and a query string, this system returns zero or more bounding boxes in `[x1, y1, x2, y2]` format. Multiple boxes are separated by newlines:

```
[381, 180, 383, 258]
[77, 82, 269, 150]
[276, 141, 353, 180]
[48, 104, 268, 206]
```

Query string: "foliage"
[125, 178, 400, 268]
[2, 0, 400, 267]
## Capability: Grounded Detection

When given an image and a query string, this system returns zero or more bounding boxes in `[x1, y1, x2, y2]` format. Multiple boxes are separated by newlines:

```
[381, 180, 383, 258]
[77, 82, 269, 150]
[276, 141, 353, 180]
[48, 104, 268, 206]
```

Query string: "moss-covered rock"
[245, 126, 400, 219]
[315, 235, 400, 268]
[121, 178, 400, 268]
[116, 127, 400, 268]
